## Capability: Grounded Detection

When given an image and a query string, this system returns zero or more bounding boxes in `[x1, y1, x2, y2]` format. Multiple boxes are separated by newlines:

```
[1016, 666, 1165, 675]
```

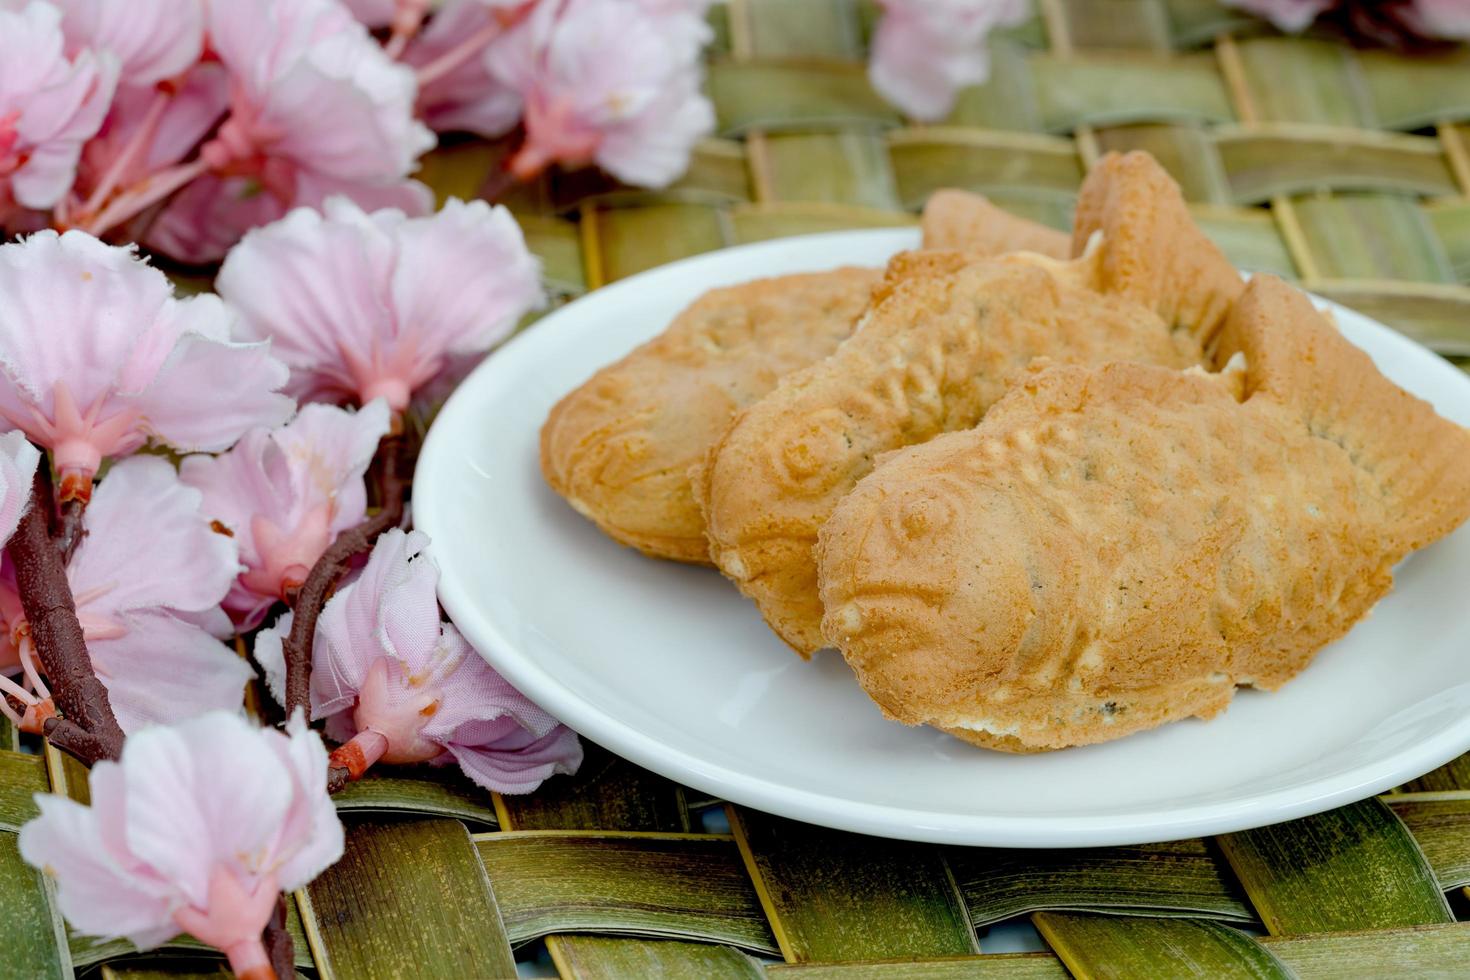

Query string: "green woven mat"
[11, 1, 1470, 976]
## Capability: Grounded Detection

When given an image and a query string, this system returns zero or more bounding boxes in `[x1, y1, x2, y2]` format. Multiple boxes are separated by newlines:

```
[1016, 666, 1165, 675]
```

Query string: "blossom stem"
[9, 469, 124, 765]
[283, 440, 406, 719]
[81, 157, 210, 240]
[224, 935, 275, 980]
[384, 0, 430, 59]
[54, 498, 86, 565]
[414, 17, 503, 88]
[78, 87, 173, 220]
[327, 729, 389, 791]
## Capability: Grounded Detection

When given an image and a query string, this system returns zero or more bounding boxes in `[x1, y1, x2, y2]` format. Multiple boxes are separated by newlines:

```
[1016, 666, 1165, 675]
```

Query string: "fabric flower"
[1221, 0, 1335, 32]
[1403, 0, 1470, 39]
[0, 457, 253, 733]
[402, 0, 523, 138]
[0, 431, 39, 550]
[868, 0, 1029, 121]
[0, 230, 293, 500]
[490, 0, 715, 187]
[181, 400, 392, 630]
[202, 0, 434, 196]
[19, 711, 343, 978]
[0, 1, 117, 214]
[56, 0, 205, 89]
[217, 196, 543, 412]
[256, 529, 582, 793]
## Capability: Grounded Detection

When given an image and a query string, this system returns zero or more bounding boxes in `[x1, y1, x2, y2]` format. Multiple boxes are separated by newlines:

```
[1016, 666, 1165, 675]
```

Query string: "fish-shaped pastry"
[817, 276, 1470, 750]
[697, 151, 1236, 655]
[541, 268, 880, 563]
[921, 189, 1070, 259]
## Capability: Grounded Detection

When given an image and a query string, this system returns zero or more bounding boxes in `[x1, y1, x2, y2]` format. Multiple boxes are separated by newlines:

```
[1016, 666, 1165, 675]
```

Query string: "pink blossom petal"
[341, 0, 399, 27]
[182, 399, 390, 628]
[19, 712, 342, 957]
[89, 610, 253, 733]
[57, 0, 204, 88]
[18, 789, 178, 949]
[270, 711, 344, 891]
[868, 0, 1029, 121]
[491, 0, 714, 187]
[119, 712, 291, 908]
[389, 197, 543, 359]
[0, 431, 40, 547]
[1407, 0, 1470, 39]
[0, 231, 293, 476]
[0, 2, 118, 209]
[445, 721, 583, 794]
[403, 0, 522, 138]
[219, 195, 541, 410]
[69, 456, 240, 618]
[1221, 0, 1334, 32]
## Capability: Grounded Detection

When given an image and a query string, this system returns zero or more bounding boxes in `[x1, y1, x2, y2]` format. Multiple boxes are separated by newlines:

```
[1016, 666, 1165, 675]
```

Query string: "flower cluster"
[1, 187, 571, 972]
[867, 0, 1030, 121]
[0, 0, 723, 264]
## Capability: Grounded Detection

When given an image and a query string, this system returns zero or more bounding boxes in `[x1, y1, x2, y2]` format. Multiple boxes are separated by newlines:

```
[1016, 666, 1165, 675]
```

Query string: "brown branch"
[40, 717, 115, 767]
[263, 894, 294, 980]
[54, 498, 86, 565]
[283, 440, 406, 718]
[10, 470, 124, 761]
[327, 765, 351, 795]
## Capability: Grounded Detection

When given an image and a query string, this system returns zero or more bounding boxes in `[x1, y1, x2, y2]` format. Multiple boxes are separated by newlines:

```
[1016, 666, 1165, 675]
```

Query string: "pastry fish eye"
[885, 489, 959, 545]
[768, 408, 853, 493]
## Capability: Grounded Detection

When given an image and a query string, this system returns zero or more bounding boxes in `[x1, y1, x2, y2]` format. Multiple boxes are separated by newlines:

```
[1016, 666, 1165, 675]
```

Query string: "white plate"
[415, 229, 1470, 847]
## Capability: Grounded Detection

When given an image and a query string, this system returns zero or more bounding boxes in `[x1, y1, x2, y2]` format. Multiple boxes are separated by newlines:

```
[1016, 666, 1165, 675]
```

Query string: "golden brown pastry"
[817, 276, 1470, 751]
[541, 268, 880, 562]
[921, 189, 1071, 259]
[1071, 151, 1243, 344]
[697, 257, 1203, 654]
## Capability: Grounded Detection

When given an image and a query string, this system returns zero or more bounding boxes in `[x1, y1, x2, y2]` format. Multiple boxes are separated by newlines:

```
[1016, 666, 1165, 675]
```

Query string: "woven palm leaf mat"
[9, 1, 1470, 977]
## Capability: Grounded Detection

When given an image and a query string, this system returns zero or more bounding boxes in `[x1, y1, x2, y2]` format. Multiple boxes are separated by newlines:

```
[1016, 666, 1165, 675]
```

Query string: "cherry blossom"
[0, 457, 253, 733]
[216, 196, 542, 413]
[56, 0, 205, 89]
[490, 0, 715, 187]
[19, 711, 342, 979]
[201, 0, 433, 195]
[256, 530, 582, 792]
[0, 1, 117, 216]
[0, 231, 292, 502]
[1221, 0, 1336, 31]
[868, 0, 1029, 121]
[181, 399, 392, 631]
[1401, 0, 1470, 39]
[401, 0, 523, 138]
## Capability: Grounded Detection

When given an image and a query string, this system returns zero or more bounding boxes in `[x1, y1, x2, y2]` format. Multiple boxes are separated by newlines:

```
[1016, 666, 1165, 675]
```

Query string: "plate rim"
[415, 228, 1470, 846]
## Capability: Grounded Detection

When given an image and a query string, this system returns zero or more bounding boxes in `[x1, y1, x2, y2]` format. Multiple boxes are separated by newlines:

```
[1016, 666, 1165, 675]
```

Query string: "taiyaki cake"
[920, 189, 1071, 259]
[541, 268, 879, 563]
[817, 276, 1470, 751]
[697, 152, 1233, 655]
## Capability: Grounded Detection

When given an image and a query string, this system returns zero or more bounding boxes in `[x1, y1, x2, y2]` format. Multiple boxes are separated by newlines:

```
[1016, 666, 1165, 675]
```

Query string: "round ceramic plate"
[414, 229, 1470, 847]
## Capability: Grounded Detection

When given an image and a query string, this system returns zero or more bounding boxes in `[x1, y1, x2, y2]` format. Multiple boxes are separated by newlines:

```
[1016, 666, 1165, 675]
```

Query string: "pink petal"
[445, 723, 583, 794]
[1221, 0, 1334, 32]
[251, 612, 289, 707]
[389, 198, 544, 360]
[269, 711, 344, 891]
[133, 295, 295, 452]
[69, 456, 240, 618]
[88, 610, 253, 733]
[867, 1, 1029, 121]
[1407, 0, 1470, 39]
[57, 0, 205, 88]
[118, 713, 292, 907]
[404, 0, 522, 138]
[0, 431, 39, 548]
[18, 788, 178, 948]
[0, 3, 118, 209]
[341, 0, 399, 28]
